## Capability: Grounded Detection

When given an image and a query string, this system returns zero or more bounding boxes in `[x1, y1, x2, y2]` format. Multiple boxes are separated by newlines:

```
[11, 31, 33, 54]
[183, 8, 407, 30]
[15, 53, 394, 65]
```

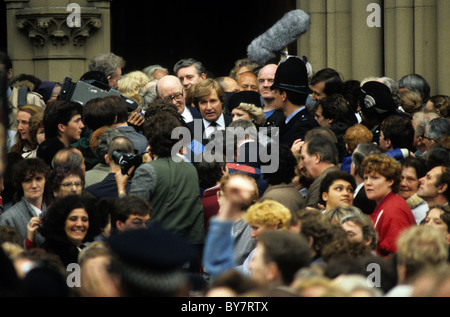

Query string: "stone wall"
[5, 0, 111, 83]
[296, 0, 449, 96]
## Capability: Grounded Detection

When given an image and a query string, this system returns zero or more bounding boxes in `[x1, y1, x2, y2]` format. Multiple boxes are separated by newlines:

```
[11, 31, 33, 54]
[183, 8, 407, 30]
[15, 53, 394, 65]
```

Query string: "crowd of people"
[0, 49, 449, 298]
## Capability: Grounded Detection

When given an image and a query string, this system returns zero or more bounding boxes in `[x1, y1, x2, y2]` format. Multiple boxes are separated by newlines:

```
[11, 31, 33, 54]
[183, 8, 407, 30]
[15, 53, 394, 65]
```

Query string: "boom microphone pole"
[247, 9, 310, 65]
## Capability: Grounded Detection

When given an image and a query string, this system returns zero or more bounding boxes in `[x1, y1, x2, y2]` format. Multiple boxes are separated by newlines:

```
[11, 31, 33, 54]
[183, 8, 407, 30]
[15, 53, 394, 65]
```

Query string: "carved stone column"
[5, 0, 111, 83]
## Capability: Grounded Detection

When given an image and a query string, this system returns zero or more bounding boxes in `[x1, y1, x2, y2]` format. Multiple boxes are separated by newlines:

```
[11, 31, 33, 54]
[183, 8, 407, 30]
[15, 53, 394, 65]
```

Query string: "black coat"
[36, 137, 65, 168]
[264, 109, 285, 128]
[41, 235, 81, 267]
[279, 108, 319, 148]
[353, 185, 377, 215]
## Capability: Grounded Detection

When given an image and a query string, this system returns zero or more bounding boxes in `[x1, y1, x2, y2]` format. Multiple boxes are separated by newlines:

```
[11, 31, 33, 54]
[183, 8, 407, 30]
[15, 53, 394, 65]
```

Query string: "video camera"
[57, 77, 139, 112]
[111, 150, 143, 176]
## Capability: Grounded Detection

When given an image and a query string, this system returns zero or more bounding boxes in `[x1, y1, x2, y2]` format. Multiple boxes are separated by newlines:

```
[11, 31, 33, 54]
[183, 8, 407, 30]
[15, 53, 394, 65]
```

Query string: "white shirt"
[354, 182, 364, 198]
[30, 204, 43, 217]
[203, 114, 225, 139]
[181, 106, 194, 123]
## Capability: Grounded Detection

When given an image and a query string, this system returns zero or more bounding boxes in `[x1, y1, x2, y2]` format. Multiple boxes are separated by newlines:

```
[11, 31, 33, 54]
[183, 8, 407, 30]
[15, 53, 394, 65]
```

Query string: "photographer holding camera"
[115, 111, 205, 266]
[85, 133, 136, 199]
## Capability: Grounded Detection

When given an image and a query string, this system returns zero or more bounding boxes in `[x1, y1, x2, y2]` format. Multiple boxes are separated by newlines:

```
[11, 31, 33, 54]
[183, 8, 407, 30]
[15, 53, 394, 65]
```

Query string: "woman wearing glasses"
[51, 161, 85, 198]
[24, 162, 93, 249]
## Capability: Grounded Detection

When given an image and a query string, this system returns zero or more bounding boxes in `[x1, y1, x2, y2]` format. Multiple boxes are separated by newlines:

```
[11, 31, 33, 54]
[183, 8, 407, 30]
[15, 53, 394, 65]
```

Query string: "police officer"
[270, 56, 319, 148]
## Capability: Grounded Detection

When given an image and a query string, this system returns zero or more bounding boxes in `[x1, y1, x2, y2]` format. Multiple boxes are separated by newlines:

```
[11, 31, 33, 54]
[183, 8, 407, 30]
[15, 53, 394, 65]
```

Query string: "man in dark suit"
[187, 78, 232, 147]
[156, 75, 202, 126]
[270, 56, 319, 148]
[37, 100, 84, 167]
[85, 135, 133, 199]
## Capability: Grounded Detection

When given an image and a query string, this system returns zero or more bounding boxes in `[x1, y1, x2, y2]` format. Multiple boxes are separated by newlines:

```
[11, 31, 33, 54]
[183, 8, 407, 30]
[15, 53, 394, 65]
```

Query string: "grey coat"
[0, 196, 47, 246]
[116, 125, 149, 155]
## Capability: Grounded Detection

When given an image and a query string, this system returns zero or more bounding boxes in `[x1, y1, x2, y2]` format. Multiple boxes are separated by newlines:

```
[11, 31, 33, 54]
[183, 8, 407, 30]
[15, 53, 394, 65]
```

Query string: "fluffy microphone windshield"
[247, 9, 310, 65]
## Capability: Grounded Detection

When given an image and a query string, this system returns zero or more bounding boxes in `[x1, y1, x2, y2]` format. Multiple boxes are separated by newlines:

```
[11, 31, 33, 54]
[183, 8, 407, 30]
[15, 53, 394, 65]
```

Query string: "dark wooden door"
[110, 0, 296, 77]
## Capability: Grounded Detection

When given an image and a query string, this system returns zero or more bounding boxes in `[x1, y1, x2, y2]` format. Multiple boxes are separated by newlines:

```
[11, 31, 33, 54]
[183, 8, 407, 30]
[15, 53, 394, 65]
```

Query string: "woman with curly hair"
[33, 195, 99, 266]
[360, 153, 416, 257]
[425, 95, 450, 118]
[231, 103, 266, 127]
[118, 70, 150, 108]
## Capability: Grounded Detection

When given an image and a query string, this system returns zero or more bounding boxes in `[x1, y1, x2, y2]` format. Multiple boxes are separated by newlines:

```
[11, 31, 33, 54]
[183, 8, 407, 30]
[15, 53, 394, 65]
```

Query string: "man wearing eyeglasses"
[156, 75, 201, 125]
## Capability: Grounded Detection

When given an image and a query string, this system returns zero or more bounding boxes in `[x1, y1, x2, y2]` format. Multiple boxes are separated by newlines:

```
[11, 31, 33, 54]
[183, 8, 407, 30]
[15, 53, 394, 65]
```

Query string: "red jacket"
[369, 192, 416, 257]
[201, 185, 220, 232]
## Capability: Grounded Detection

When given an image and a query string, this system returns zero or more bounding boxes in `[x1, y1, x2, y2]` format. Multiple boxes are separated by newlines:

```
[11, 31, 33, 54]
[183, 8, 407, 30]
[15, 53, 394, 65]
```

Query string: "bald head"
[156, 75, 186, 115]
[222, 77, 240, 93]
[237, 71, 258, 92]
[107, 136, 135, 164]
[52, 147, 86, 175]
[157, 75, 183, 94]
[258, 64, 278, 77]
[258, 64, 278, 100]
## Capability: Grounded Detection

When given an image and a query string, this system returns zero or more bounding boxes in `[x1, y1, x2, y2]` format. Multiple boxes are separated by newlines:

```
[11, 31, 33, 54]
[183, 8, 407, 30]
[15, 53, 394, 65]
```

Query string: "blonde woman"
[202, 170, 291, 278]
[117, 70, 150, 107]
[231, 103, 266, 127]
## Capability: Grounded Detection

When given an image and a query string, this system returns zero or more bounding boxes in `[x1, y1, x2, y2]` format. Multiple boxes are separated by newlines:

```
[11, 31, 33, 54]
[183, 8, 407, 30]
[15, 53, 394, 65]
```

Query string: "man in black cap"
[108, 224, 201, 296]
[270, 56, 319, 148]
[359, 81, 400, 144]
